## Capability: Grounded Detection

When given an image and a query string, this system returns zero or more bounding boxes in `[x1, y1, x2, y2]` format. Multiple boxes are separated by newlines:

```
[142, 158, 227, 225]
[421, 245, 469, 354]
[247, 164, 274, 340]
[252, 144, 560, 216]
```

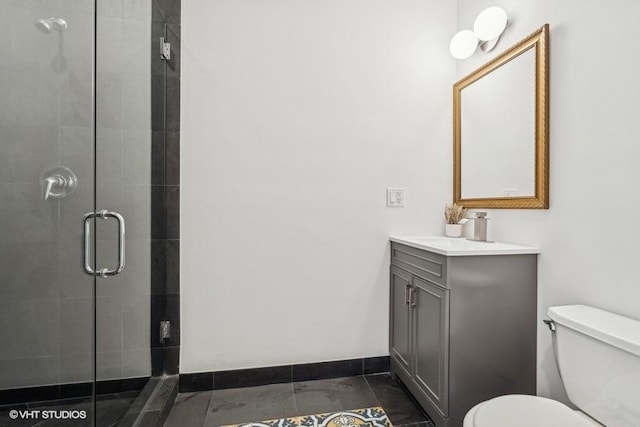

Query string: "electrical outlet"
[387, 188, 405, 207]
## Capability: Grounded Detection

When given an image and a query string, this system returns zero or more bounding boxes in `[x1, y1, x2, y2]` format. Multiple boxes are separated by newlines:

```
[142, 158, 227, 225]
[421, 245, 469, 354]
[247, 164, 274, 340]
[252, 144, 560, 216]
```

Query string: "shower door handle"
[83, 210, 126, 278]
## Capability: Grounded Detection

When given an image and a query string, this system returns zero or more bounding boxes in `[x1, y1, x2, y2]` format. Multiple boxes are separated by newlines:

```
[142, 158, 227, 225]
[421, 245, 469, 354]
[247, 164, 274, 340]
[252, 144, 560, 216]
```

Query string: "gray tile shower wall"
[0, 377, 149, 405]
[0, 0, 152, 393]
[150, 0, 181, 376]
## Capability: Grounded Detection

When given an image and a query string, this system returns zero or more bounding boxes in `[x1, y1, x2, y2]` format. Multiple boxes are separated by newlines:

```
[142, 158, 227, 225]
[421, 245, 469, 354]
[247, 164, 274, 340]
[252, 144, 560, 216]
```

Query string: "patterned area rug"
[222, 406, 393, 427]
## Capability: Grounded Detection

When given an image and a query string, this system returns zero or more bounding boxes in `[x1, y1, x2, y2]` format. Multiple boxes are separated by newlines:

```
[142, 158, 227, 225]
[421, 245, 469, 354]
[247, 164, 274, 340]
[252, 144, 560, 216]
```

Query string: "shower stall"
[0, 1, 178, 425]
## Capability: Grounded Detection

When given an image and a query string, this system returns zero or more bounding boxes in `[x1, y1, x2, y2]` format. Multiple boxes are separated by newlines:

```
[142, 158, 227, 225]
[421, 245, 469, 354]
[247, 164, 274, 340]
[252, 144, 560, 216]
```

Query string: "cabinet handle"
[409, 286, 416, 308]
[405, 283, 411, 305]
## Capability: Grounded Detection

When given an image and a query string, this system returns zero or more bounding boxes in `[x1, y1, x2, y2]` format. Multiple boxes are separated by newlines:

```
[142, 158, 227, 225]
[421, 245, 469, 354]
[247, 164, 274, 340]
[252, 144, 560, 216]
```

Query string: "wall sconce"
[449, 7, 509, 60]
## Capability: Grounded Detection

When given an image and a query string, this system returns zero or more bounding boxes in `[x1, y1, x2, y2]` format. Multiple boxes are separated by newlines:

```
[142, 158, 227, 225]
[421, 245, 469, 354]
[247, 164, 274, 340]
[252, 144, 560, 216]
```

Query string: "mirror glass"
[454, 25, 549, 209]
[461, 48, 535, 199]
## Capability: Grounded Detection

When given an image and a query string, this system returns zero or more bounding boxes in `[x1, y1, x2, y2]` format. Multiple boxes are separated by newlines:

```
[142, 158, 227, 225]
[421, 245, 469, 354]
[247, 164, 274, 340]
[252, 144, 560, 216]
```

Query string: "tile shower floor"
[0, 391, 139, 427]
[164, 374, 433, 427]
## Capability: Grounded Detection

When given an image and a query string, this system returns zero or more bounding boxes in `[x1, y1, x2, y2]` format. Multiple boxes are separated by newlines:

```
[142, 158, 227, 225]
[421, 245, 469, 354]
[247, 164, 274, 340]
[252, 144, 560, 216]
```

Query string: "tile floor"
[0, 391, 139, 427]
[164, 374, 433, 427]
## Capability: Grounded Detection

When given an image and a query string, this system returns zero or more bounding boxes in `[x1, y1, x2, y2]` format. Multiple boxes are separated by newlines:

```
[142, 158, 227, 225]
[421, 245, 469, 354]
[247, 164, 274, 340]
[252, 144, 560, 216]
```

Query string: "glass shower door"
[1, 1, 153, 425]
[94, 0, 153, 423]
[0, 0, 97, 424]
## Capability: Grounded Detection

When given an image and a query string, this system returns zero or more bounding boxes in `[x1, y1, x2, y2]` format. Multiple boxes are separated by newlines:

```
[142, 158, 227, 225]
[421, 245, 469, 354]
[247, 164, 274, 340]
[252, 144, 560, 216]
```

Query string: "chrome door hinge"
[160, 37, 171, 60]
[160, 320, 171, 341]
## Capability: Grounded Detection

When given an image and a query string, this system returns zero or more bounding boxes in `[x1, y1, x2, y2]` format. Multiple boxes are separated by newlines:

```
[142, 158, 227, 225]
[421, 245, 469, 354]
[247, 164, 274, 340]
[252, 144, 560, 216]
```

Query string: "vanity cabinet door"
[412, 276, 449, 416]
[390, 266, 412, 377]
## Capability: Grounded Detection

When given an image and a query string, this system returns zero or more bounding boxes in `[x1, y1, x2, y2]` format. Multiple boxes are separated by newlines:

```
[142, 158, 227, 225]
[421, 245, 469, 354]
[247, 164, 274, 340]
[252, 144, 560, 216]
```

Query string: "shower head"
[36, 17, 68, 33]
[50, 18, 68, 31]
[35, 18, 52, 33]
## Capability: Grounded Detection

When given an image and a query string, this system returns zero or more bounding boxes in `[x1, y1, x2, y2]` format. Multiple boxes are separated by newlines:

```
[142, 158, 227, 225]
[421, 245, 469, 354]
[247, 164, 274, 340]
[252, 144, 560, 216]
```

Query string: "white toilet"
[463, 305, 640, 427]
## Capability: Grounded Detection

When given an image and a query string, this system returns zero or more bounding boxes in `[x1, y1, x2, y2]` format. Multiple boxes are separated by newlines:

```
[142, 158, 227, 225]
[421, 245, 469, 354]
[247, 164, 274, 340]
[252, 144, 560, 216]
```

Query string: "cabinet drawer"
[391, 243, 447, 288]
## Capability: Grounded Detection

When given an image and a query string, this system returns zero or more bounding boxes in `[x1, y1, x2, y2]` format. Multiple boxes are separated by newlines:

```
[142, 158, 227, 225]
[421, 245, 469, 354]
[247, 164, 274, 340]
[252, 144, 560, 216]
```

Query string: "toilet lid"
[472, 395, 595, 427]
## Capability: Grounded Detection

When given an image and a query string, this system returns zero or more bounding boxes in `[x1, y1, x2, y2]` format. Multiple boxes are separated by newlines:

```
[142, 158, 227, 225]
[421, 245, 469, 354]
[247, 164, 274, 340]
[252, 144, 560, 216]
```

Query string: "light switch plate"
[387, 188, 405, 207]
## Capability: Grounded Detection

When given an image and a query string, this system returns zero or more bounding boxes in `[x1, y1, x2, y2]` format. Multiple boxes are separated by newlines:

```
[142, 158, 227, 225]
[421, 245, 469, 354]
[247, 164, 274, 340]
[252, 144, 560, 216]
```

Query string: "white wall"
[181, 0, 456, 373]
[456, 0, 640, 403]
[183, 1, 640, 403]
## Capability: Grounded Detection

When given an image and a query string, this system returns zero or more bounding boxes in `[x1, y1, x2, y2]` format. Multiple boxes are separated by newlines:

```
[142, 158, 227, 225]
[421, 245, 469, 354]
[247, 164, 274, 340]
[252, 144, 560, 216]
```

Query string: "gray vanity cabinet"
[412, 276, 449, 415]
[390, 266, 412, 376]
[390, 263, 449, 418]
[389, 242, 537, 427]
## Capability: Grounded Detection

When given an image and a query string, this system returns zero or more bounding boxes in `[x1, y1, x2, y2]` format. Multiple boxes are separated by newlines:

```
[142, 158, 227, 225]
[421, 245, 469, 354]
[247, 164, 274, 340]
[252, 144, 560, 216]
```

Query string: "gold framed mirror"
[453, 24, 549, 209]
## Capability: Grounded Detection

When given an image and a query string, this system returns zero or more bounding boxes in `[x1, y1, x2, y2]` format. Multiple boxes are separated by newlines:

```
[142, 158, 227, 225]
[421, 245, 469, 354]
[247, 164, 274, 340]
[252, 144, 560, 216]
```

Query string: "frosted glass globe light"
[473, 7, 508, 41]
[449, 30, 478, 60]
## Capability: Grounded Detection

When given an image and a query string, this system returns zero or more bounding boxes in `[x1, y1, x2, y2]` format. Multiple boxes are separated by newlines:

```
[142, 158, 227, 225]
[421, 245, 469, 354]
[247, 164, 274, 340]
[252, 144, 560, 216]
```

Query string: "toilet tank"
[548, 305, 640, 427]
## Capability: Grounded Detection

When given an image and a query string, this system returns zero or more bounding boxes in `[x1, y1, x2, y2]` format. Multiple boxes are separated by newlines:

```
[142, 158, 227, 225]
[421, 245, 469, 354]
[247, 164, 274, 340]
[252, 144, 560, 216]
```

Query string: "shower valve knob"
[41, 166, 77, 200]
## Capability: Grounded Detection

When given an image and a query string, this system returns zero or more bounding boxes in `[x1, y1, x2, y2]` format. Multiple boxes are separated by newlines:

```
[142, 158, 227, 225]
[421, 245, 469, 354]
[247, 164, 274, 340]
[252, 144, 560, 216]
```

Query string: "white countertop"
[390, 235, 540, 256]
